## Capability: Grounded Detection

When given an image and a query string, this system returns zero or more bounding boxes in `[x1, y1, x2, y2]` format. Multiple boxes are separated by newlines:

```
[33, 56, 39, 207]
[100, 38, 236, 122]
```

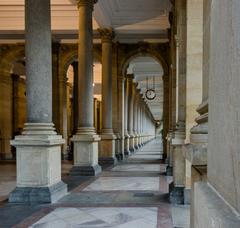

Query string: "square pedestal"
[124, 136, 130, 155]
[9, 134, 67, 204]
[99, 135, 117, 165]
[71, 134, 102, 176]
[129, 136, 135, 153]
[169, 182, 184, 204]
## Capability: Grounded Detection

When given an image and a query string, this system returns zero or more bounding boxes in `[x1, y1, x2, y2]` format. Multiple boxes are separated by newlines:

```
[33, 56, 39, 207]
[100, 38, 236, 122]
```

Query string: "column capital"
[136, 88, 141, 94]
[174, 34, 180, 47]
[126, 74, 134, 81]
[98, 28, 115, 43]
[11, 73, 20, 81]
[77, 0, 98, 10]
[133, 82, 138, 90]
[71, 61, 78, 68]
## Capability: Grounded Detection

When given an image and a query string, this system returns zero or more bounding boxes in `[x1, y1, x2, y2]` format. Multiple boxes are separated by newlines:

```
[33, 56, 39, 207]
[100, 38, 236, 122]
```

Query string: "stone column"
[136, 93, 140, 147]
[72, 61, 78, 134]
[182, 0, 203, 205]
[10, 0, 67, 204]
[12, 74, 20, 137]
[125, 74, 134, 155]
[187, 0, 208, 224]
[52, 42, 61, 134]
[128, 75, 135, 153]
[133, 84, 139, 150]
[170, 0, 187, 204]
[117, 76, 125, 160]
[59, 75, 68, 157]
[124, 77, 130, 155]
[71, 0, 101, 176]
[0, 76, 13, 160]
[140, 99, 145, 146]
[98, 28, 116, 165]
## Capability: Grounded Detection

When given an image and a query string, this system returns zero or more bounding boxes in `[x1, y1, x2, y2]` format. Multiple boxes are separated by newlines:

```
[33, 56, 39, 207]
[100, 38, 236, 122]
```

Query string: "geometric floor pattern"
[0, 138, 190, 228]
[30, 207, 158, 228]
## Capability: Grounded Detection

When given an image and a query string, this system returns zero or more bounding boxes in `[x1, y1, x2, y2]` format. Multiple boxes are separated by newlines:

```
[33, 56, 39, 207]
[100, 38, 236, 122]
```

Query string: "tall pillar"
[117, 76, 125, 160]
[71, 0, 101, 176]
[124, 77, 130, 155]
[10, 0, 67, 204]
[0, 76, 13, 160]
[98, 28, 116, 165]
[136, 94, 141, 147]
[182, 0, 203, 205]
[140, 99, 144, 146]
[72, 61, 78, 134]
[187, 0, 208, 224]
[12, 74, 20, 137]
[133, 84, 139, 150]
[170, 0, 187, 204]
[128, 77, 136, 153]
[52, 42, 61, 134]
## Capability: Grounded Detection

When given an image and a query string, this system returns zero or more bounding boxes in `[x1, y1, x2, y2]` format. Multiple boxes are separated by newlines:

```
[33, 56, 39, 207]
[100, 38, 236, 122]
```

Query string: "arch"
[120, 47, 169, 79]
[59, 46, 102, 81]
[0, 46, 25, 77]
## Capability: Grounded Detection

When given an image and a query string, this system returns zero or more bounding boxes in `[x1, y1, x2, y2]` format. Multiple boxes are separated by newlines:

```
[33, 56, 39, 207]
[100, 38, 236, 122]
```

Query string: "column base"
[71, 131, 101, 176]
[70, 164, 102, 176]
[9, 181, 67, 204]
[10, 123, 66, 204]
[129, 135, 135, 153]
[166, 165, 173, 176]
[0, 153, 14, 160]
[99, 157, 117, 165]
[169, 182, 184, 204]
[184, 188, 191, 204]
[99, 133, 116, 166]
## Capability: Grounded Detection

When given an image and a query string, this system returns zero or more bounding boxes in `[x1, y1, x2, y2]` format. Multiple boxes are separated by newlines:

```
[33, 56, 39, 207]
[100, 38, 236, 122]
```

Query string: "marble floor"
[112, 164, 162, 172]
[30, 207, 158, 228]
[0, 138, 190, 228]
[83, 176, 160, 191]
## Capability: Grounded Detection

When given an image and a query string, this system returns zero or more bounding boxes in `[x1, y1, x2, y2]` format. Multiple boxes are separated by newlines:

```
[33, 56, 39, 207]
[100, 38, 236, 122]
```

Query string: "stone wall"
[208, 0, 240, 212]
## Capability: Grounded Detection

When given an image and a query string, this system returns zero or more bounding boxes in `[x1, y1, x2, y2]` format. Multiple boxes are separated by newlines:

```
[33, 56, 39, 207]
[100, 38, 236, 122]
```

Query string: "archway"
[120, 48, 169, 157]
[61, 53, 102, 160]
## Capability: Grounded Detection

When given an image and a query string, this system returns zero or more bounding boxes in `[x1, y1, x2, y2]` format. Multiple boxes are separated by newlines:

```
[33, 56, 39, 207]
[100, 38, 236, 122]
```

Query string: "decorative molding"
[77, 0, 98, 10]
[97, 28, 115, 43]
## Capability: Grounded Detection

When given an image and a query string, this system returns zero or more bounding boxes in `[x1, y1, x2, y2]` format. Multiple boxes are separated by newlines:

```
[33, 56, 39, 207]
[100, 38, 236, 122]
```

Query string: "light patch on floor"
[171, 205, 190, 228]
[83, 176, 160, 191]
[112, 164, 161, 172]
[30, 207, 158, 228]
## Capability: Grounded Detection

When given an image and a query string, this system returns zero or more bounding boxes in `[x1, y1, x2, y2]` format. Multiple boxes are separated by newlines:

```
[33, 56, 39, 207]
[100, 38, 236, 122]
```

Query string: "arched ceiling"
[0, 0, 171, 43]
[127, 56, 163, 121]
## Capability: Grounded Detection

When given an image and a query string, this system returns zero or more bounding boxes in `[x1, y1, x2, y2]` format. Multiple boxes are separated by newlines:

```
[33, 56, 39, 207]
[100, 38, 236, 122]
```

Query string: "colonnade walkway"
[0, 139, 189, 228]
